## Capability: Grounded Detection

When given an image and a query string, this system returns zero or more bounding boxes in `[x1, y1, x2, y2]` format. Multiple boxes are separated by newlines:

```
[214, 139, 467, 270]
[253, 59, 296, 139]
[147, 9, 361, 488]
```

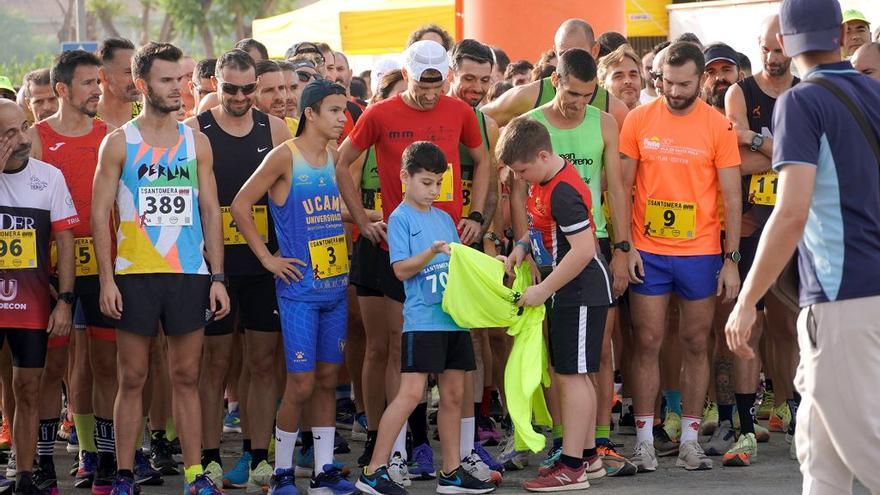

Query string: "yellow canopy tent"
[253, 0, 456, 58]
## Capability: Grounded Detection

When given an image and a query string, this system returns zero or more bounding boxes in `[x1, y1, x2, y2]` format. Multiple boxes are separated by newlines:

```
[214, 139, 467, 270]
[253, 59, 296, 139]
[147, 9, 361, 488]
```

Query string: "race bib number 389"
[0, 229, 37, 270]
[138, 186, 194, 226]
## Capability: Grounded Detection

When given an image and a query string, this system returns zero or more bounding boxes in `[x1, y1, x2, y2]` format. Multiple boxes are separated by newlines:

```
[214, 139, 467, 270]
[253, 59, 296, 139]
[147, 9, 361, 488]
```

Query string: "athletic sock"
[183, 465, 203, 484]
[117, 469, 134, 480]
[73, 413, 97, 453]
[635, 414, 653, 446]
[201, 448, 221, 468]
[662, 389, 682, 416]
[274, 428, 299, 470]
[250, 449, 268, 469]
[37, 418, 58, 465]
[718, 403, 735, 424]
[95, 417, 115, 476]
[312, 426, 335, 473]
[460, 417, 476, 459]
[242, 438, 252, 454]
[407, 402, 429, 447]
[559, 454, 581, 469]
[335, 384, 352, 401]
[595, 425, 611, 446]
[581, 448, 598, 463]
[134, 417, 147, 451]
[680, 416, 701, 444]
[301, 431, 314, 451]
[392, 425, 407, 461]
[166, 418, 177, 442]
[228, 401, 239, 413]
[735, 394, 757, 434]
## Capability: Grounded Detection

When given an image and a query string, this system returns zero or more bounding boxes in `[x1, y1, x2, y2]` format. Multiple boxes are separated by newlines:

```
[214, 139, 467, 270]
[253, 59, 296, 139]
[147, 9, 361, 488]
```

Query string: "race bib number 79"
[138, 186, 194, 226]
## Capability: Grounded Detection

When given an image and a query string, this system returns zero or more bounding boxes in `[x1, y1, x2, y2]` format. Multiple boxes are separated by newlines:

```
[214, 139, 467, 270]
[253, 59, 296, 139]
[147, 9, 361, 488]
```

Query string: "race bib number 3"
[749, 171, 778, 206]
[138, 186, 193, 226]
[0, 229, 37, 270]
[644, 198, 696, 239]
[403, 165, 454, 202]
[308, 235, 349, 279]
[51, 237, 98, 276]
[222, 206, 268, 245]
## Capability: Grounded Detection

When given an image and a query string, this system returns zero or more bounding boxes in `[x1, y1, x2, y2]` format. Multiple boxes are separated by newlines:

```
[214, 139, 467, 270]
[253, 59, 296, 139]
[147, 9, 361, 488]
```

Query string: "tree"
[88, 0, 124, 38]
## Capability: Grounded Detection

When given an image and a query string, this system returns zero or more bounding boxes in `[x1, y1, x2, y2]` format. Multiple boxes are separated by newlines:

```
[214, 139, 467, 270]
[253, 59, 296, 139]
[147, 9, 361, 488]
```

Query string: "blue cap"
[779, 0, 843, 57]
[703, 43, 739, 68]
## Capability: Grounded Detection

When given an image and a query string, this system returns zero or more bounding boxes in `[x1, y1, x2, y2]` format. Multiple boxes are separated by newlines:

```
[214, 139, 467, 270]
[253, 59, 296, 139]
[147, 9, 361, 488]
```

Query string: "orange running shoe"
[0, 421, 10, 451]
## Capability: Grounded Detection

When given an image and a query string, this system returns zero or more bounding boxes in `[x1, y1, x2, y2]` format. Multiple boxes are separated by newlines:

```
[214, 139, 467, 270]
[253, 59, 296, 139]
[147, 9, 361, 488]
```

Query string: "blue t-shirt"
[388, 202, 465, 332]
[772, 61, 880, 306]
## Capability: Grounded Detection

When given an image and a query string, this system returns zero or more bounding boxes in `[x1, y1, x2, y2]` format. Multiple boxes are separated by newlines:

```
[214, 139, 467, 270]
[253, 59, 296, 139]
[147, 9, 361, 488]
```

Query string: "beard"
[222, 97, 252, 117]
[766, 60, 791, 77]
[666, 90, 700, 111]
[10, 143, 31, 161]
[146, 86, 181, 114]
[705, 81, 732, 109]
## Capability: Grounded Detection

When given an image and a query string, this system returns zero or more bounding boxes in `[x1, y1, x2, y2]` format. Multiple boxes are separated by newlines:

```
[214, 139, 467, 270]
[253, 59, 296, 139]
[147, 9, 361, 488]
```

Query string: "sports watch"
[725, 251, 742, 263]
[749, 133, 765, 152]
[467, 211, 484, 225]
[613, 241, 631, 253]
[58, 292, 76, 305]
[210, 273, 228, 286]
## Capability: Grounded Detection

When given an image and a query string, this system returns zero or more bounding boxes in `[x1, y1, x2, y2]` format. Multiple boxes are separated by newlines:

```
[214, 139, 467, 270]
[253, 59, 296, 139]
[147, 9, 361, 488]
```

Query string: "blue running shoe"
[269, 468, 298, 495]
[222, 451, 251, 488]
[134, 449, 163, 485]
[294, 447, 348, 479]
[336, 398, 356, 430]
[334, 431, 350, 455]
[474, 443, 504, 473]
[75, 451, 98, 488]
[310, 465, 356, 495]
[185, 474, 222, 495]
[408, 443, 436, 480]
[355, 467, 407, 495]
[67, 425, 80, 454]
[109, 475, 140, 495]
[223, 408, 241, 434]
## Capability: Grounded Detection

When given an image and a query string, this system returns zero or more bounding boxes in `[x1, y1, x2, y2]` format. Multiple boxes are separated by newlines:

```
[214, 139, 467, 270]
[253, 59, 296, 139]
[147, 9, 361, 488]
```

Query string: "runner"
[598, 44, 643, 110]
[701, 43, 741, 110]
[189, 58, 216, 116]
[184, 48, 291, 492]
[0, 98, 78, 495]
[96, 38, 142, 128]
[851, 42, 880, 78]
[316, 43, 338, 84]
[612, 41, 742, 472]
[406, 24, 453, 50]
[22, 70, 58, 122]
[230, 78, 358, 495]
[179, 56, 197, 117]
[640, 49, 659, 104]
[254, 60, 288, 120]
[234, 39, 269, 62]
[842, 9, 871, 58]
[504, 61, 534, 87]
[90, 41, 229, 495]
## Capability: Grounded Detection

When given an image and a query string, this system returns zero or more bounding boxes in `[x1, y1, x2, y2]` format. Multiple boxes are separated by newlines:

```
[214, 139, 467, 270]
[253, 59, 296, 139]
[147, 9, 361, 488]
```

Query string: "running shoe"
[408, 443, 436, 480]
[653, 425, 679, 457]
[597, 442, 637, 477]
[91, 473, 113, 495]
[756, 389, 775, 420]
[204, 461, 223, 491]
[488, 395, 504, 421]
[336, 399, 356, 431]
[461, 450, 502, 485]
[108, 475, 140, 495]
[357, 437, 375, 468]
[246, 460, 272, 495]
[0, 474, 12, 495]
[722, 433, 757, 467]
[294, 447, 348, 479]
[34, 461, 60, 495]
[703, 420, 735, 456]
[701, 402, 719, 436]
[387, 452, 410, 487]
[309, 465, 357, 495]
[67, 427, 80, 454]
[523, 461, 588, 492]
[334, 432, 350, 455]
[223, 408, 242, 434]
[754, 422, 770, 443]
[539, 445, 561, 471]
[473, 443, 504, 474]
[476, 417, 501, 447]
[676, 440, 713, 471]
[629, 440, 658, 473]
[268, 468, 298, 495]
[134, 450, 163, 485]
[618, 406, 636, 436]
[351, 413, 368, 443]
[222, 451, 251, 489]
[437, 466, 495, 495]
[498, 435, 528, 471]
[355, 467, 407, 495]
[4, 450, 14, 478]
[14, 472, 44, 495]
[0, 423, 9, 451]
[583, 456, 606, 480]
[75, 451, 98, 488]
[149, 436, 179, 476]
[663, 411, 681, 442]
[186, 473, 223, 495]
[58, 419, 73, 442]
[768, 403, 791, 433]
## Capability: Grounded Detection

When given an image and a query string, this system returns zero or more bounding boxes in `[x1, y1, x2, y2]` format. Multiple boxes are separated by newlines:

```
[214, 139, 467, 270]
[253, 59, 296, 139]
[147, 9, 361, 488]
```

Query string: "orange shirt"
[619, 97, 739, 256]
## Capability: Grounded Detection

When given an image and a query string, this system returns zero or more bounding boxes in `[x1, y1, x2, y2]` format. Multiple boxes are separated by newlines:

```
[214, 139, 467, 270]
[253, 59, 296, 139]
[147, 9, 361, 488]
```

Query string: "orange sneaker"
[0, 421, 10, 451]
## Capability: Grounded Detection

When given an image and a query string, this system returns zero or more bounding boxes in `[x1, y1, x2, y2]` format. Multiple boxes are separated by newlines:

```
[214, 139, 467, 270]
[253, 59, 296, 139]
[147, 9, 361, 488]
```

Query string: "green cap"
[0, 76, 14, 94]
[842, 8, 869, 25]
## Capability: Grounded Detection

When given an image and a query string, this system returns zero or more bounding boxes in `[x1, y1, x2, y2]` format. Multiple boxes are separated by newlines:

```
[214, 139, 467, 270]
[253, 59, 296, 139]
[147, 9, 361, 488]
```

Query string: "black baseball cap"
[703, 43, 740, 68]
[296, 79, 347, 137]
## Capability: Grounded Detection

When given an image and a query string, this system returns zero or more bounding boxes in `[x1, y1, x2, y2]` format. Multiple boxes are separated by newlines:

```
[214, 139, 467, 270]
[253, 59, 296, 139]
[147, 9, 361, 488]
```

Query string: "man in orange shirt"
[609, 41, 742, 473]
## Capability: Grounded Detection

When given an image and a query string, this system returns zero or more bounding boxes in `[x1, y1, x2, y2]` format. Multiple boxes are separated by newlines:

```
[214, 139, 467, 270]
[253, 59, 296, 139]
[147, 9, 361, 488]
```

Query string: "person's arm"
[268, 114, 293, 146]
[725, 83, 773, 174]
[91, 131, 125, 319]
[47, 228, 74, 336]
[600, 112, 628, 297]
[480, 116, 501, 235]
[194, 131, 230, 319]
[26, 125, 42, 160]
[461, 142, 489, 245]
[481, 81, 540, 127]
[392, 242, 450, 281]
[717, 166, 742, 302]
[607, 93, 630, 132]
[336, 137, 385, 243]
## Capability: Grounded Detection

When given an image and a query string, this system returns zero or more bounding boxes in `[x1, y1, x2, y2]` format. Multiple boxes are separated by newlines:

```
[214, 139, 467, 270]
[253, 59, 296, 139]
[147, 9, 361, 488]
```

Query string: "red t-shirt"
[347, 94, 483, 248]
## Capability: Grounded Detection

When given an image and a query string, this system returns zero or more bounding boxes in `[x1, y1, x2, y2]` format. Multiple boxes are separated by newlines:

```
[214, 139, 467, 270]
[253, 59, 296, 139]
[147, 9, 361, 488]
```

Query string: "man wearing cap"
[231, 78, 361, 495]
[184, 48, 291, 492]
[702, 43, 742, 110]
[727, 0, 880, 491]
[842, 8, 871, 58]
[0, 77, 16, 101]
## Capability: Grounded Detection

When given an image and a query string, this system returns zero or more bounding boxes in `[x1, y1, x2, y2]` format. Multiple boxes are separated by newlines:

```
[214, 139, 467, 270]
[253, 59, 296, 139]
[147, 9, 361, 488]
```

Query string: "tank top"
[115, 121, 208, 276]
[360, 147, 381, 210]
[270, 140, 348, 302]
[535, 77, 609, 112]
[458, 108, 491, 217]
[197, 108, 277, 276]
[527, 105, 608, 238]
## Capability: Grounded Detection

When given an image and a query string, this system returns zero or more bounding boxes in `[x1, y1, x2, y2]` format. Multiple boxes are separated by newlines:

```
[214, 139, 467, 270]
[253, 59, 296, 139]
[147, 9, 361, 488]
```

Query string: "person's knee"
[247, 348, 276, 380]
[168, 362, 199, 390]
[13, 372, 41, 407]
[439, 384, 464, 409]
[680, 329, 710, 356]
[118, 361, 149, 393]
[285, 372, 317, 401]
[634, 327, 664, 356]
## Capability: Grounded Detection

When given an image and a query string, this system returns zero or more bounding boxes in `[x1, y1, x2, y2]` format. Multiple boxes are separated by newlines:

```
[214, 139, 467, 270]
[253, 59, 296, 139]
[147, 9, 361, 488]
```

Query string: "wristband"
[514, 240, 530, 252]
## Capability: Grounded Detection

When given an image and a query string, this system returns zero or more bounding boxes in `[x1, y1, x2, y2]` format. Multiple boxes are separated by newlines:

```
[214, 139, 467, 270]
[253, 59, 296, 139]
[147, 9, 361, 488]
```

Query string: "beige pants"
[796, 295, 880, 494]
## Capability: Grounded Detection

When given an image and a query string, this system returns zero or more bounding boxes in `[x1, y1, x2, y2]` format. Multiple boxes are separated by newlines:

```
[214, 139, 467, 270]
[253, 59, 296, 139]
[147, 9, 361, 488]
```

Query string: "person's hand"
[367, 209, 383, 222]
[431, 240, 450, 256]
[0, 133, 20, 173]
[628, 250, 645, 284]
[726, 301, 757, 359]
[261, 254, 307, 284]
[736, 128, 756, 147]
[209, 282, 231, 320]
[717, 261, 741, 303]
[360, 221, 387, 244]
[517, 283, 552, 308]
[457, 218, 482, 245]
[100, 280, 123, 319]
[47, 301, 72, 338]
[611, 251, 629, 298]
[504, 242, 527, 275]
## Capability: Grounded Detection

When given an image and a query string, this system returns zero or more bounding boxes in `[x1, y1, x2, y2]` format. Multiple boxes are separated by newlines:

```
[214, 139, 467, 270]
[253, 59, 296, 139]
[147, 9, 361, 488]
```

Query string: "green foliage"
[0, 54, 57, 90]
[0, 9, 55, 67]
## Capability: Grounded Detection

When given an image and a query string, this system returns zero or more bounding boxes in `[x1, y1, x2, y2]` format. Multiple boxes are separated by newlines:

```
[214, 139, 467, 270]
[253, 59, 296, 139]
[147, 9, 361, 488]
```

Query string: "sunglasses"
[219, 82, 257, 96]
[296, 71, 320, 83]
[649, 70, 663, 81]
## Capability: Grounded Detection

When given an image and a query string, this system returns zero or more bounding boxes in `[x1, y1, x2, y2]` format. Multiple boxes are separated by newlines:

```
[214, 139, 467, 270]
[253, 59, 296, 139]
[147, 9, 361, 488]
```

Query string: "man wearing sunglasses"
[190, 58, 216, 117]
[184, 48, 291, 493]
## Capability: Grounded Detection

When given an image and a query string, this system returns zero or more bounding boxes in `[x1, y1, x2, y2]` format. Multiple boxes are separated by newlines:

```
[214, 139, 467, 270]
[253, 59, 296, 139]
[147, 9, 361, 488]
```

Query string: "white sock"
[392, 425, 407, 461]
[312, 426, 335, 472]
[680, 416, 701, 444]
[228, 401, 239, 413]
[460, 417, 476, 459]
[274, 427, 299, 470]
[635, 414, 653, 446]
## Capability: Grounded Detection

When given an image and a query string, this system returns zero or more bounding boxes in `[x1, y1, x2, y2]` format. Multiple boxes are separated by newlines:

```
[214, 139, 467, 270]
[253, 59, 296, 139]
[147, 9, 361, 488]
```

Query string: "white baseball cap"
[371, 58, 402, 95]
[403, 40, 449, 82]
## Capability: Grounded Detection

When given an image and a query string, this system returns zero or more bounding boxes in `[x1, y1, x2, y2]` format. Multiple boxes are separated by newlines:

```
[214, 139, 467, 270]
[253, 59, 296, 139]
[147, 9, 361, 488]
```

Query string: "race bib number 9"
[749, 171, 778, 206]
[420, 264, 449, 305]
[51, 237, 98, 276]
[0, 229, 37, 270]
[403, 165, 454, 202]
[138, 186, 193, 226]
[221, 206, 268, 245]
[308, 235, 349, 279]
[644, 198, 696, 239]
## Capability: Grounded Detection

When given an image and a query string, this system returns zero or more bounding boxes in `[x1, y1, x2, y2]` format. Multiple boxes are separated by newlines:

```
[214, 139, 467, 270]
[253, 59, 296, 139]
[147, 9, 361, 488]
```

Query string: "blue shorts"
[630, 250, 722, 300]
[279, 298, 348, 373]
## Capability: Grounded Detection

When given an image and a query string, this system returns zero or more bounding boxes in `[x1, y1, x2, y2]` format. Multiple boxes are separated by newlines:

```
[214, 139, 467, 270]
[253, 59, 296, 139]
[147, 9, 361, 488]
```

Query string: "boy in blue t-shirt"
[355, 142, 495, 495]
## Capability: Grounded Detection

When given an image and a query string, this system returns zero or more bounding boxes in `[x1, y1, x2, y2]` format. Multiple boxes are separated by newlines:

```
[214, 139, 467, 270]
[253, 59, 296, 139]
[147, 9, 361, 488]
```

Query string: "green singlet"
[534, 77, 609, 112]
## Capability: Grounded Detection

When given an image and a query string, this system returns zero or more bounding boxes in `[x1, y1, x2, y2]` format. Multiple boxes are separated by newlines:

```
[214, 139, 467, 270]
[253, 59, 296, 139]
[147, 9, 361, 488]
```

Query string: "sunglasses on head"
[219, 82, 257, 96]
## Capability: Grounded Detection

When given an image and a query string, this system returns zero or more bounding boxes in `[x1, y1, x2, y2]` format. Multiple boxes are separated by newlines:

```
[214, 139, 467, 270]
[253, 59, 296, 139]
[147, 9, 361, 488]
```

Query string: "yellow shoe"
[663, 411, 681, 442]
[701, 402, 718, 435]
[756, 390, 775, 420]
[768, 404, 791, 432]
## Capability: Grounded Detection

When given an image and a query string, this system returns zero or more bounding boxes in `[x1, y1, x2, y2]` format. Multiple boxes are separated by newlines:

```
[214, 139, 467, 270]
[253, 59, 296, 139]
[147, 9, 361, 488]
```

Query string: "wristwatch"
[725, 251, 742, 263]
[467, 211, 484, 225]
[210, 273, 228, 286]
[613, 241, 631, 253]
[58, 292, 76, 305]
[749, 133, 765, 152]
[483, 232, 502, 249]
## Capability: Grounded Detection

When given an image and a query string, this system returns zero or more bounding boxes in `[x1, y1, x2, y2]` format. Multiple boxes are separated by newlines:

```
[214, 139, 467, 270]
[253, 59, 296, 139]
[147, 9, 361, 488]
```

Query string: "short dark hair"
[496, 116, 553, 166]
[359, 69, 371, 79]
[675, 32, 703, 48]
[556, 48, 597, 83]
[255, 59, 281, 77]
[653, 40, 671, 55]
[487, 80, 513, 102]
[132, 42, 183, 80]
[737, 52, 752, 73]
[276, 60, 295, 72]
[402, 141, 448, 175]
[532, 64, 556, 82]
[350, 76, 367, 99]
[450, 39, 495, 70]
[407, 24, 453, 50]
[504, 60, 534, 80]
[492, 47, 510, 72]
[215, 49, 255, 76]
[24, 68, 51, 97]
[98, 37, 135, 63]
[664, 41, 705, 75]
[234, 38, 268, 60]
[195, 58, 216, 80]
[597, 31, 629, 58]
[51, 50, 102, 95]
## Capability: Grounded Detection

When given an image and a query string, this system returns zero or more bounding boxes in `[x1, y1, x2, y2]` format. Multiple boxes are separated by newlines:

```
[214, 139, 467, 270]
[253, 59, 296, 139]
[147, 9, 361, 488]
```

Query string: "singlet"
[197, 108, 277, 276]
[360, 147, 381, 210]
[115, 121, 208, 276]
[458, 108, 491, 217]
[535, 77, 609, 112]
[270, 141, 348, 302]
[526, 105, 607, 238]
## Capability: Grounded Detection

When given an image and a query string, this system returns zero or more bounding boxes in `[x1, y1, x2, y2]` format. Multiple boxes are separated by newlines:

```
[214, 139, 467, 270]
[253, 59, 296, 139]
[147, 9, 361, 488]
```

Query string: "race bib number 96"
[0, 229, 37, 270]
[138, 186, 193, 226]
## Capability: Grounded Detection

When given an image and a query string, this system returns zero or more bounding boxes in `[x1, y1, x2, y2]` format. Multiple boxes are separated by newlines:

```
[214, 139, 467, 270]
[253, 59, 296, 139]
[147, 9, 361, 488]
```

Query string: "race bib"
[529, 229, 552, 267]
[308, 234, 349, 279]
[749, 171, 778, 206]
[221, 206, 268, 245]
[420, 263, 449, 305]
[51, 237, 98, 276]
[403, 165, 454, 202]
[462, 179, 473, 217]
[374, 192, 383, 212]
[644, 198, 696, 239]
[0, 229, 37, 270]
[138, 186, 194, 226]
